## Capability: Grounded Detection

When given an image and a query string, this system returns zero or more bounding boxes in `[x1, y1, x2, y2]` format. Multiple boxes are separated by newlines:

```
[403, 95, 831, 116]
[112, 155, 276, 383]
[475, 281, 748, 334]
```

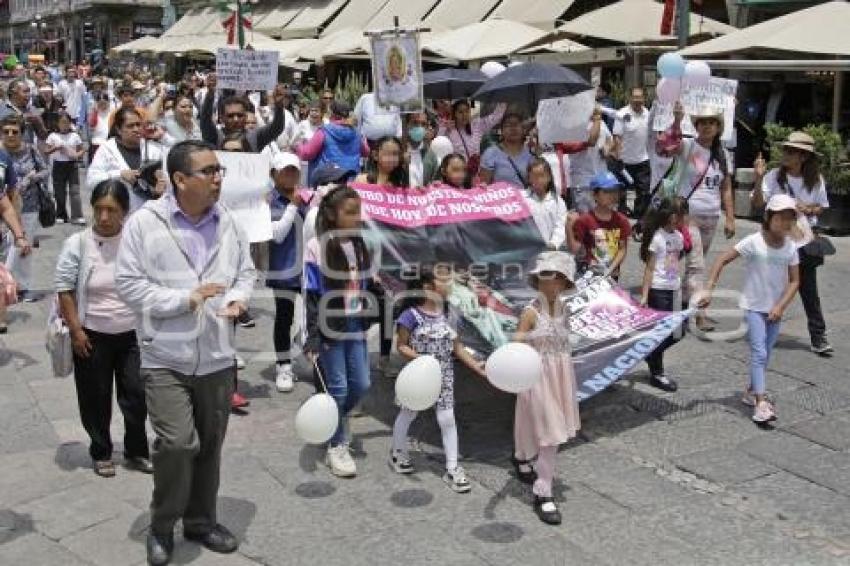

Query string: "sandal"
[94, 460, 116, 478]
[534, 495, 562, 525]
[510, 455, 537, 485]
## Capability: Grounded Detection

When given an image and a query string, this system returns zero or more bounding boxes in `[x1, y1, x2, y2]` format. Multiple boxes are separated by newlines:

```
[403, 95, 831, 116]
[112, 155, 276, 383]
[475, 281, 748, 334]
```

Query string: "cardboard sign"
[217, 151, 272, 243]
[536, 89, 596, 145]
[215, 49, 278, 92]
[653, 77, 738, 141]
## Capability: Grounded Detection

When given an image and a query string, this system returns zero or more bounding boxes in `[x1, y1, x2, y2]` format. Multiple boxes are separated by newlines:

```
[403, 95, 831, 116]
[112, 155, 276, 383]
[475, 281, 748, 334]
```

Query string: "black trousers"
[645, 289, 681, 377]
[273, 288, 299, 363]
[798, 249, 827, 342]
[72, 328, 149, 461]
[52, 160, 82, 221]
[624, 161, 652, 218]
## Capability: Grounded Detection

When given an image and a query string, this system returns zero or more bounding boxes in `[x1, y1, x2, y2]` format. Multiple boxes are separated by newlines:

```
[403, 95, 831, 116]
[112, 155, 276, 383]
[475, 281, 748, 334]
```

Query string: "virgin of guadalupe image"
[379, 41, 418, 105]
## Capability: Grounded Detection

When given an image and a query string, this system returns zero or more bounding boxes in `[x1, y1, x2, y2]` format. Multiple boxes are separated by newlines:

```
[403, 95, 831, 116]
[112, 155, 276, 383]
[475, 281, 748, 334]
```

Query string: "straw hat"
[781, 131, 820, 156]
[528, 251, 576, 286]
[690, 105, 724, 129]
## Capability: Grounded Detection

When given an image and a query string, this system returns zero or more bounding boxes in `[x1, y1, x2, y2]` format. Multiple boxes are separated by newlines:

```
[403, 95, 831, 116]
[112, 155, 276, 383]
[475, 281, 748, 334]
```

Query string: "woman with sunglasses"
[752, 132, 832, 356]
[1, 115, 48, 302]
[87, 107, 165, 214]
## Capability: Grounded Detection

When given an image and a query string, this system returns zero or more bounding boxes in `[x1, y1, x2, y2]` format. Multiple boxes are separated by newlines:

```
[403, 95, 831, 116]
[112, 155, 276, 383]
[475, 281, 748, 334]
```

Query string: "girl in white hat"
[511, 251, 580, 525]
[751, 132, 832, 356]
[700, 194, 801, 424]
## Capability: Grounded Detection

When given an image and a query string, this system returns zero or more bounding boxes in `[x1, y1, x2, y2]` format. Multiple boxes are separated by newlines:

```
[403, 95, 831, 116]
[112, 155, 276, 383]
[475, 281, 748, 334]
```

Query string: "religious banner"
[347, 182, 688, 401]
[369, 31, 424, 112]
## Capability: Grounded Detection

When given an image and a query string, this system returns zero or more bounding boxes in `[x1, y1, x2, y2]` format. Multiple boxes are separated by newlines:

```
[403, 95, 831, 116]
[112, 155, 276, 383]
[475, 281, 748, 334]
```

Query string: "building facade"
[4, 0, 163, 63]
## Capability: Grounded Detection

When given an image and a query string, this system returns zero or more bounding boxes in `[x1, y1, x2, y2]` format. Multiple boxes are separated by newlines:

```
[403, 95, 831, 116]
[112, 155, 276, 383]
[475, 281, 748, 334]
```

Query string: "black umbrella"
[472, 62, 591, 111]
[423, 68, 488, 101]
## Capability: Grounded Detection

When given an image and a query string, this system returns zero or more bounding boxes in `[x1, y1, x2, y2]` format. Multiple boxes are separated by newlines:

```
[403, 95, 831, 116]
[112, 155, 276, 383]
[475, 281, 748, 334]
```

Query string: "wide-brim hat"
[528, 251, 576, 286]
[781, 131, 820, 156]
[690, 105, 724, 129]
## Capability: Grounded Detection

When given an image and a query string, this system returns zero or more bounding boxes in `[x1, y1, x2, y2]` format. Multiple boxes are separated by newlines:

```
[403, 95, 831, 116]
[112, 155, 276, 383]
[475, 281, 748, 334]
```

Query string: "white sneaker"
[235, 355, 246, 370]
[443, 466, 472, 493]
[275, 364, 294, 392]
[326, 445, 356, 477]
[389, 449, 414, 474]
[752, 400, 777, 424]
[741, 389, 756, 407]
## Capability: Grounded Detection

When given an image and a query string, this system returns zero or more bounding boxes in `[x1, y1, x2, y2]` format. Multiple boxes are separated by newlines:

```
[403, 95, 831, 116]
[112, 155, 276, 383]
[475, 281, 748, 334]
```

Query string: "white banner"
[653, 77, 738, 141]
[217, 151, 272, 243]
[370, 31, 424, 112]
[215, 49, 278, 92]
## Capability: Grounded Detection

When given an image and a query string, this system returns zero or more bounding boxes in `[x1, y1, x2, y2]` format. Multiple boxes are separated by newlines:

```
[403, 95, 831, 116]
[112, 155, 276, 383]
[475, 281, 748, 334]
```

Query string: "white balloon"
[430, 135, 454, 164]
[295, 393, 339, 444]
[395, 355, 443, 411]
[683, 60, 711, 88]
[481, 61, 506, 79]
[485, 343, 543, 394]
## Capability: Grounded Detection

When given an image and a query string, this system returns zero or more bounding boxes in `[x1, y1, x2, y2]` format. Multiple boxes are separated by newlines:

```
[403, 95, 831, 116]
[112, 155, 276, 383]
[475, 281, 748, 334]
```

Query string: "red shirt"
[573, 209, 631, 270]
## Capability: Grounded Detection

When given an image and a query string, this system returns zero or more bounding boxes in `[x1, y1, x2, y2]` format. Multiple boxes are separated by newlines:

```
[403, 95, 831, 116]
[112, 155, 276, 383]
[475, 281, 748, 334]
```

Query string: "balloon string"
[312, 359, 329, 394]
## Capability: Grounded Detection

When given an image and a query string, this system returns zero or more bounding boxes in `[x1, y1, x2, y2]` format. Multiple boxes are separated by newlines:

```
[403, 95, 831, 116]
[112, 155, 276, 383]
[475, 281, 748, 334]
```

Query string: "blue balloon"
[657, 53, 686, 79]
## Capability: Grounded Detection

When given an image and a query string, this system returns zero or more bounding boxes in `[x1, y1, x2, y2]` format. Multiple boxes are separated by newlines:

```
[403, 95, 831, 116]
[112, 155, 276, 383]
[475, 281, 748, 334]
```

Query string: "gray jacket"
[53, 229, 93, 325]
[115, 195, 256, 376]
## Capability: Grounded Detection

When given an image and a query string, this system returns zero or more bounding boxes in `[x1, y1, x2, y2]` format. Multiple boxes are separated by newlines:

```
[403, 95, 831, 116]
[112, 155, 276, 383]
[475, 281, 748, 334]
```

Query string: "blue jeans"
[745, 310, 781, 395]
[318, 323, 370, 447]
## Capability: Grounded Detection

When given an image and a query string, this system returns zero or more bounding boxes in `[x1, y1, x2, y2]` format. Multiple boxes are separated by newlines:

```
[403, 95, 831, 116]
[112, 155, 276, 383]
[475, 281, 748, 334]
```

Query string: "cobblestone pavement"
[1, 185, 849, 565]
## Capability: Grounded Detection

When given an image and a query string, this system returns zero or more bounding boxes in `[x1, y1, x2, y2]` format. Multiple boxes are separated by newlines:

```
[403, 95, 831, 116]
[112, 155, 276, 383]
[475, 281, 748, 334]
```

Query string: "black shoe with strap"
[510, 455, 537, 485]
[534, 496, 562, 525]
[183, 523, 238, 554]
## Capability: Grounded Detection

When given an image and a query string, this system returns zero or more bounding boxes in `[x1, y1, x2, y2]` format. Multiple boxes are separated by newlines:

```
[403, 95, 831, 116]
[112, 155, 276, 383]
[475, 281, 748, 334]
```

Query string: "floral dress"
[514, 299, 580, 457]
[400, 307, 457, 411]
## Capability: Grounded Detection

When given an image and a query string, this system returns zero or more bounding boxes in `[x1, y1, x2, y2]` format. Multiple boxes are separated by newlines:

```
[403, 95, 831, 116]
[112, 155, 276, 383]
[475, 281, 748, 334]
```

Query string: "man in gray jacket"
[115, 140, 256, 566]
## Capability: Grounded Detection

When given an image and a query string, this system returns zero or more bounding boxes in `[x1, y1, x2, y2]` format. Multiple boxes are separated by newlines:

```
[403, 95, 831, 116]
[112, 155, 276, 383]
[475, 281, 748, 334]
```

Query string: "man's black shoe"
[184, 524, 238, 554]
[146, 532, 174, 566]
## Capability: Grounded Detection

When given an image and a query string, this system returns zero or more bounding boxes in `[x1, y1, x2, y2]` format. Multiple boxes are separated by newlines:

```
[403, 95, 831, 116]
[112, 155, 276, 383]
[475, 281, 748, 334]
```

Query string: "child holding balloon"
[389, 266, 486, 493]
[512, 251, 581, 526]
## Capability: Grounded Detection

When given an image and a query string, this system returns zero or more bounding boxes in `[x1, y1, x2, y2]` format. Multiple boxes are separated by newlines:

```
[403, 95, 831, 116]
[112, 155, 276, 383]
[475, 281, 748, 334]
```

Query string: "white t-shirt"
[734, 232, 799, 313]
[542, 151, 569, 196]
[649, 229, 684, 291]
[57, 79, 87, 119]
[760, 168, 829, 227]
[354, 92, 402, 141]
[681, 139, 726, 217]
[46, 131, 83, 162]
[570, 121, 612, 188]
[524, 188, 567, 249]
[613, 106, 650, 165]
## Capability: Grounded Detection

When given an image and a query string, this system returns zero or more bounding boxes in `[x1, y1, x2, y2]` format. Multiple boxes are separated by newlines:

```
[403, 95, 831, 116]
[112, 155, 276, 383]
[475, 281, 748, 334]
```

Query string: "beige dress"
[513, 300, 580, 459]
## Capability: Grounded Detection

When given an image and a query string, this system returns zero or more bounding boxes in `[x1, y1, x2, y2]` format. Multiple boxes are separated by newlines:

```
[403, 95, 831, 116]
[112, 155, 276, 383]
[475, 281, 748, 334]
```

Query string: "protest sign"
[349, 182, 688, 401]
[215, 49, 278, 92]
[536, 89, 596, 145]
[217, 151, 272, 243]
[370, 31, 423, 112]
[652, 77, 738, 141]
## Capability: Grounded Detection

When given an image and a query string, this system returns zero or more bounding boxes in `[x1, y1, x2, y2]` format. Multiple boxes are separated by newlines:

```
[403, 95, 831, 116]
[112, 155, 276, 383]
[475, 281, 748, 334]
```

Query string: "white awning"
[278, 0, 347, 39]
[488, 0, 576, 30]
[111, 35, 159, 53]
[680, 1, 850, 57]
[323, 0, 391, 35]
[421, 19, 547, 62]
[423, 0, 501, 31]
[363, 0, 439, 31]
[312, 27, 371, 61]
[515, 38, 588, 55]
[555, 0, 734, 45]
[254, 3, 306, 36]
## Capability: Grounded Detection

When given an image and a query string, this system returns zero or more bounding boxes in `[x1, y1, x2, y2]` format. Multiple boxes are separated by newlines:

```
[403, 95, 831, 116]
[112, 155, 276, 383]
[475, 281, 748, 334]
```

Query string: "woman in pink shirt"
[438, 100, 506, 183]
[54, 180, 151, 478]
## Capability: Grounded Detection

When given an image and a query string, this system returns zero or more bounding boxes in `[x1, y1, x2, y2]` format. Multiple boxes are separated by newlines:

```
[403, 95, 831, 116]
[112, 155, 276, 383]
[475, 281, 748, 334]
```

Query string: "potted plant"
[763, 123, 850, 234]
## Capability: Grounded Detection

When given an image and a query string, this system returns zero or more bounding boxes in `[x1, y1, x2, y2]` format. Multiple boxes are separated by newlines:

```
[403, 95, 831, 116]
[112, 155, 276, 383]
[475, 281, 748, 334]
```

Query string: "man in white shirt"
[353, 92, 402, 148]
[613, 87, 651, 218]
[56, 66, 87, 124]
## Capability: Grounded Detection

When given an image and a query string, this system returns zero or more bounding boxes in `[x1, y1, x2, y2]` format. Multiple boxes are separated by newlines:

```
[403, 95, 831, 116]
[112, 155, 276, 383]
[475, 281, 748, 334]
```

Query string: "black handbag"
[37, 183, 56, 227]
[802, 234, 836, 258]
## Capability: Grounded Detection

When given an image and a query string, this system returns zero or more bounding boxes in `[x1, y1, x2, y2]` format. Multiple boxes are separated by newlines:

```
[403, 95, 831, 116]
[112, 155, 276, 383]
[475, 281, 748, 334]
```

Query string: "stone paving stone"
[785, 413, 850, 451]
[13, 482, 138, 541]
[673, 447, 779, 485]
[60, 511, 148, 566]
[0, 449, 90, 508]
[0, 533, 93, 565]
[775, 385, 850, 416]
[0, 401, 59, 455]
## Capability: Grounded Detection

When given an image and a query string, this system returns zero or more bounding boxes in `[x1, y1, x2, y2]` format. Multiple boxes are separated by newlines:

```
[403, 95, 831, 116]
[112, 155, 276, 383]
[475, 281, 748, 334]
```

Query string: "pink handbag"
[0, 263, 17, 306]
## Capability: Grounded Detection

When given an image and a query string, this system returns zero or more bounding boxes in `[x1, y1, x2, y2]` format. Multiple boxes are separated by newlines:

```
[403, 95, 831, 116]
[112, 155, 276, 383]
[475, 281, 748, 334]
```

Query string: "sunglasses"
[2, 128, 20, 135]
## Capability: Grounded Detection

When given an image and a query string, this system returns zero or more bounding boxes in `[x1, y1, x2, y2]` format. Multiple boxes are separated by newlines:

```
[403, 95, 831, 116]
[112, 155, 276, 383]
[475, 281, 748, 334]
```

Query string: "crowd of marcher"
[0, 59, 837, 565]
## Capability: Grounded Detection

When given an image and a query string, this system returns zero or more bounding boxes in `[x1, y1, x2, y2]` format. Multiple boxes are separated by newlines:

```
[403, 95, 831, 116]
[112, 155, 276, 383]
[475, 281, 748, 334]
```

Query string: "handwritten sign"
[653, 77, 738, 141]
[536, 89, 596, 145]
[217, 151, 272, 243]
[215, 49, 278, 92]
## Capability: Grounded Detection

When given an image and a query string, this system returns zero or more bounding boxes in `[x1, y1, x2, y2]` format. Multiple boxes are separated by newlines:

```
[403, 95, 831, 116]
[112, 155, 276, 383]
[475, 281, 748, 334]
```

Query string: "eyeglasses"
[321, 96, 334, 101]
[225, 112, 245, 119]
[2, 128, 20, 135]
[189, 165, 227, 179]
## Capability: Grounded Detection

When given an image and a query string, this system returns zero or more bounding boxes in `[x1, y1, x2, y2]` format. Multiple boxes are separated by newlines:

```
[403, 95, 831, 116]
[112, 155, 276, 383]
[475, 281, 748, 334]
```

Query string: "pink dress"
[513, 300, 580, 458]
